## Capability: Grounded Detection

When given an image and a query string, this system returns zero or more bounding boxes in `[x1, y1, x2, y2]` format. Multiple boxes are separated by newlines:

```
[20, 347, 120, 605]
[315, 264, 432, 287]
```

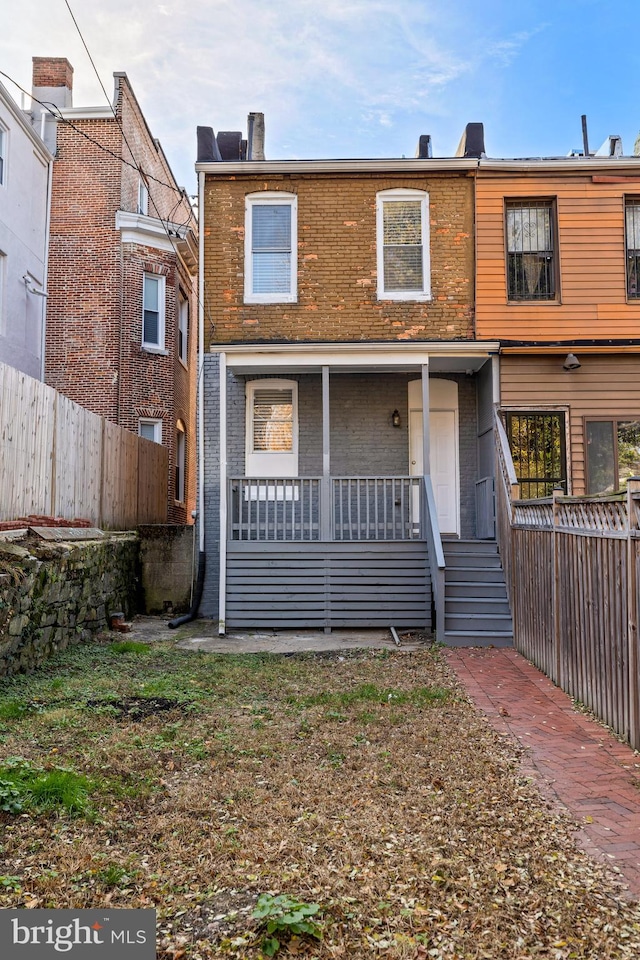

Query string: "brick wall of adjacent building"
[41, 64, 197, 523]
[203, 172, 474, 347]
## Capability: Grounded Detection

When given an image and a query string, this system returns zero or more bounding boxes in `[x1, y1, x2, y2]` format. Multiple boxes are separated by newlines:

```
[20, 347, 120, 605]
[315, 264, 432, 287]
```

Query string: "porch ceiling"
[214, 342, 499, 375]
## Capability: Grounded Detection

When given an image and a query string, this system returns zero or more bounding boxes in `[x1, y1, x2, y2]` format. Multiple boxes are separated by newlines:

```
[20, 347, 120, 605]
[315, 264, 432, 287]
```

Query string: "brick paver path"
[446, 647, 640, 897]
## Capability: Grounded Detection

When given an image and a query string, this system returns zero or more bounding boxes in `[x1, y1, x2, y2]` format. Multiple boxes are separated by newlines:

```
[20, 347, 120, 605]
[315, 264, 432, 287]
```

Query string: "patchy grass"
[0, 638, 639, 959]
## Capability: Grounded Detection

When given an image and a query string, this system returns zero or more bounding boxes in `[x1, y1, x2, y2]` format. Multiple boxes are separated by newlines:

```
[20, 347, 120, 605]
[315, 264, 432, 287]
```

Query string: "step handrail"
[423, 476, 445, 643]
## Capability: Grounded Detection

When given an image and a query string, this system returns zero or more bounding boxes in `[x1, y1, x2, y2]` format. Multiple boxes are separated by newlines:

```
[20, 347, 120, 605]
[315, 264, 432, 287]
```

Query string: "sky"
[1, 0, 638, 197]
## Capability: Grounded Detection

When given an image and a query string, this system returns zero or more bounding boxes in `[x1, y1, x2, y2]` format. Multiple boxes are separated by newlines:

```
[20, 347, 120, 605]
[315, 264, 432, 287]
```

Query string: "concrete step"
[446, 581, 508, 599]
[443, 630, 513, 648]
[445, 597, 511, 616]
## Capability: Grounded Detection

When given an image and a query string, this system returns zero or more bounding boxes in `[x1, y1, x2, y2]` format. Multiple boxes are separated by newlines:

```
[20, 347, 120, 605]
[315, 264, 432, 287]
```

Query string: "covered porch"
[214, 342, 500, 634]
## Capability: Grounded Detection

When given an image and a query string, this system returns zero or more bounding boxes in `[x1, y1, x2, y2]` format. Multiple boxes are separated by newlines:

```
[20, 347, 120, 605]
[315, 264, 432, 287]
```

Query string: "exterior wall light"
[563, 353, 581, 371]
[391, 409, 401, 428]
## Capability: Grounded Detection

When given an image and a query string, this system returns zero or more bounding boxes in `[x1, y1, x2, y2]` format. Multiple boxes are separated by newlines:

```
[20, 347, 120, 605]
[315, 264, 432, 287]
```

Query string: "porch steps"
[442, 539, 513, 647]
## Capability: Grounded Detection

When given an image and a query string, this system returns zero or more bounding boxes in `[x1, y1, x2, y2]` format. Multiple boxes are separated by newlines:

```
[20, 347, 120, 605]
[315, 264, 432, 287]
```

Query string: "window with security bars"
[506, 200, 556, 300]
[252, 389, 294, 452]
[506, 411, 567, 499]
[376, 190, 430, 300]
[245, 194, 297, 303]
[625, 198, 640, 298]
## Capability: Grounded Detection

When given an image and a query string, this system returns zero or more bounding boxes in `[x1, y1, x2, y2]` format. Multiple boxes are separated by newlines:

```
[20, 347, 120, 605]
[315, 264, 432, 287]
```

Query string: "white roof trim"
[197, 158, 478, 176]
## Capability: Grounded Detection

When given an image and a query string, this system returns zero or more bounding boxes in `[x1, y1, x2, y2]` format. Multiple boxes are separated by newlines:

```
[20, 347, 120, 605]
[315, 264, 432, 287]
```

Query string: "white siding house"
[0, 80, 52, 379]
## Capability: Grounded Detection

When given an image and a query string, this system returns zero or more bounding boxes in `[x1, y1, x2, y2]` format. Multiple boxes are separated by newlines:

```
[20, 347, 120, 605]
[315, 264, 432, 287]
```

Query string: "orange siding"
[476, 172, 640, 340]
[500, 354, 640, 494]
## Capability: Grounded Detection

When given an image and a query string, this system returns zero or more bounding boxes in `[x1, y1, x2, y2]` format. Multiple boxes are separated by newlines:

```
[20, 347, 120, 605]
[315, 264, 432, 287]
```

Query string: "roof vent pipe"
[455, 122, 485, 159]
[581, 115, 590, 157]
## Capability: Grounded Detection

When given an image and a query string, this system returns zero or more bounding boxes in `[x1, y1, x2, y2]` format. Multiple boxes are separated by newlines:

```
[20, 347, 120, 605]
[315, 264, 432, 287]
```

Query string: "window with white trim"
[246, 379, 299, 477]
[178, 293, 188, 363]
[142, 273, 165, 349]
[175, 421, 186, 502]
[137, 177, 149, 215]
[0, 126, 6, 186]
[376, 189, 430, 300]
[138, 419, 162, 444]
[244, 193, 297, 303]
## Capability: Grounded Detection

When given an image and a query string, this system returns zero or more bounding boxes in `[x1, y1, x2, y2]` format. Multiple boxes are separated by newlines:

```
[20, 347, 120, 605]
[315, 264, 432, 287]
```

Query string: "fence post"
[627, 478, 640, 748]
[552, 486, 564, 687]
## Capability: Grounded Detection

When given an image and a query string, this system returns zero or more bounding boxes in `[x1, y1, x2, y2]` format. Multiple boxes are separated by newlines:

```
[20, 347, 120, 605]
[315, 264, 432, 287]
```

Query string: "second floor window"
[137, 177, 149, 215]
[625, 197, 640, 299]
[178, 294, 189, 363]
[376, 190, 430, 300]
[245, 193, 297, 303]
[506, 199, 556, 301]
[143, 273, 165, 349]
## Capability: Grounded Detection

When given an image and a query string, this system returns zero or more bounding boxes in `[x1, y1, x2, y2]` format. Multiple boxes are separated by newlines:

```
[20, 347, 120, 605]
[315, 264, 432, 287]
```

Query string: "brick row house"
[30, 58, 198, 522]
[474, 146, 640, 500]
[195, 122, 509, 639]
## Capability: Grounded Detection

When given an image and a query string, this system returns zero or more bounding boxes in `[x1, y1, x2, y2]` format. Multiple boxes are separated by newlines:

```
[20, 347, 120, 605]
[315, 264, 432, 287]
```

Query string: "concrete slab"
[127, 616, 433, 653]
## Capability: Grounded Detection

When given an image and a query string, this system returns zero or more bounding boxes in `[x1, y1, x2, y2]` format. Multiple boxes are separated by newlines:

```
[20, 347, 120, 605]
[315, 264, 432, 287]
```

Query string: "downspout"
[169, 171, 206, 628]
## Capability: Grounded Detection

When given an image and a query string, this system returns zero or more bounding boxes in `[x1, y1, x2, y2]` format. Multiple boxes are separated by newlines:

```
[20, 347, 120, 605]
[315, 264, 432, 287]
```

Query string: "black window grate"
[506, 200, 555, 301]
[626, 198, 640, 299]
[506, 412, 567, 499]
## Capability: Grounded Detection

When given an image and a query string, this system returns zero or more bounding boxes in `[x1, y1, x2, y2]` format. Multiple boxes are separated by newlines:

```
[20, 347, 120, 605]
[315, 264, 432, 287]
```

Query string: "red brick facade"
[40, 62, 197, 522]
[203, 171, 474, 348]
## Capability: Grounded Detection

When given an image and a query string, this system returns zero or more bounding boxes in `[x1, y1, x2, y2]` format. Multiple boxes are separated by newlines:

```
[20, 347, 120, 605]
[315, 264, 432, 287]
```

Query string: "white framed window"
[244, 192, 297, 303]
[142, 273, 166, 350]
[245, 379, 298, 477]
[0, 126, 6, 186]
[137, 177, 149, 215]
[178, 293, 188, 363]
[376, 189, 430, 300]
[175, 420, 186, 502]
[139, 418, 163, 444]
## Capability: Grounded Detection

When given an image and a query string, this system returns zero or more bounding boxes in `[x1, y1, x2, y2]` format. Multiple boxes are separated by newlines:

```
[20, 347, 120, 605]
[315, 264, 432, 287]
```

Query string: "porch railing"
[228, 476, 424, 541]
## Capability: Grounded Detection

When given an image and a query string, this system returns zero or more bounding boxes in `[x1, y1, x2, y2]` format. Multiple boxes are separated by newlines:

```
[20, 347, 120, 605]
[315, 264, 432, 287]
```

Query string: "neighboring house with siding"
[195, 120, 510, 639]
[475, 146, 640, 499]
[0, 78, 52, 380]
[28, 57, 197, 522]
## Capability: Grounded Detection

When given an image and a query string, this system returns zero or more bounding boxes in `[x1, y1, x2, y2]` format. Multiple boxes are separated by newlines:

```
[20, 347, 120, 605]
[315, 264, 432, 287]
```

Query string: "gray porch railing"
[228, 476, 424, 541]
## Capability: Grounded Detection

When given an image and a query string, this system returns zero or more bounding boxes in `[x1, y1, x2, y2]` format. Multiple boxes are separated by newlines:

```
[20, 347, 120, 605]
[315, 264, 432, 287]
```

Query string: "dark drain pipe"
[168, 551, 205, 628]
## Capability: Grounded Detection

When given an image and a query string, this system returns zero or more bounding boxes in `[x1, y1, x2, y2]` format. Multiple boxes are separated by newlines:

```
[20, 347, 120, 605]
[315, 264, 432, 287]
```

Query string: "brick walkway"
[446, 647, 640, 897]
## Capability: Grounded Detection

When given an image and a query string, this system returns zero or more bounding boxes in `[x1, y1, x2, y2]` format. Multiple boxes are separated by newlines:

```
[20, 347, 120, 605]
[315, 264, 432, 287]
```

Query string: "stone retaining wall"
[0, 534, 139, 675]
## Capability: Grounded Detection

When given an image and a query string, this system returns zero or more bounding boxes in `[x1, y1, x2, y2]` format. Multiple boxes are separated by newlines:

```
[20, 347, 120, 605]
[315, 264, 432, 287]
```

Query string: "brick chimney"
[32, 57, 73, 109]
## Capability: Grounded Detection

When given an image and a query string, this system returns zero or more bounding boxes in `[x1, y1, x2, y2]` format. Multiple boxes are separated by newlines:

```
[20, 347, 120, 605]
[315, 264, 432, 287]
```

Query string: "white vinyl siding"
[0, 126, 5, 186]
[142, 273, 165, 349]
[376, 189, 430, 300]
[244, 193, 297, 303]
[246, 379, 298, 477]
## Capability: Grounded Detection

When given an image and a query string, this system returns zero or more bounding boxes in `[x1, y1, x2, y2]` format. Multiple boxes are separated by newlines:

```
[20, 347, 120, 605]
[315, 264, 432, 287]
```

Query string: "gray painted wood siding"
[226, 540, 431, 630]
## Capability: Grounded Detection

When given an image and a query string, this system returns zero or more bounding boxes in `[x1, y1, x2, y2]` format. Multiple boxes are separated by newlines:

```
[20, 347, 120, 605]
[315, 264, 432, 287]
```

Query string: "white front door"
[408, 379, 460, 536]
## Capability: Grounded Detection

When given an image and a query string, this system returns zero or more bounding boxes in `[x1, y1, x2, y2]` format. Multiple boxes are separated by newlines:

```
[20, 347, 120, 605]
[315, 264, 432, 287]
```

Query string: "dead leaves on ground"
[0, 644, 639, 958]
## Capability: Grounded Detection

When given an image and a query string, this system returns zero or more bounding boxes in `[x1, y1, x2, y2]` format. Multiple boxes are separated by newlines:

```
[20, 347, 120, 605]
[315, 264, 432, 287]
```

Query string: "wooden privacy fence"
[495, 409, 640, 749]
[0, 362, 167, 528]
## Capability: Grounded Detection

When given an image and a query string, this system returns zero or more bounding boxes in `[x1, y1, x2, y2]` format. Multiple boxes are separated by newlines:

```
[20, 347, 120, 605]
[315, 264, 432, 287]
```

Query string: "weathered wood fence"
[495, 409, 640, 749]
[0, 362, 167, 528]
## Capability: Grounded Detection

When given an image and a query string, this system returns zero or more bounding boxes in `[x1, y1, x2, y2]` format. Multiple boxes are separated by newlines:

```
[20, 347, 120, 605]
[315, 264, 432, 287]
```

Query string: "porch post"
[218, 352, 227, 636]
[421, 363, 430, 475]
[320, 365, 332, 542]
